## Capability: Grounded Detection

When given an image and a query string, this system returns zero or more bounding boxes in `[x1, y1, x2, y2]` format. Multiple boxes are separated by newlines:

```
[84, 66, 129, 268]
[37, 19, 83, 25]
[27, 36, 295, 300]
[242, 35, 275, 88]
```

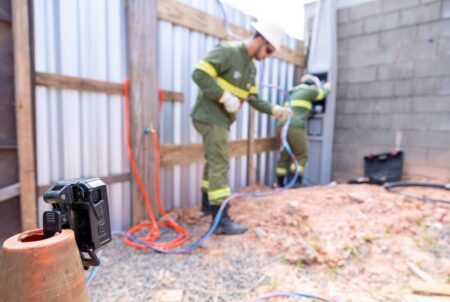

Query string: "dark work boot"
[277, 175, 286, 188]
[201, 192, 212, 215]
[287, 172, 303, 188]
[211, 204, 248, 235]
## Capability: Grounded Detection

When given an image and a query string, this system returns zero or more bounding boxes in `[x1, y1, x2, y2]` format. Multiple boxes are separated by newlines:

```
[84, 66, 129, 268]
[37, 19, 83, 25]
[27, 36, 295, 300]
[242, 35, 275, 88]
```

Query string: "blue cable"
[249, 291, 335, 302]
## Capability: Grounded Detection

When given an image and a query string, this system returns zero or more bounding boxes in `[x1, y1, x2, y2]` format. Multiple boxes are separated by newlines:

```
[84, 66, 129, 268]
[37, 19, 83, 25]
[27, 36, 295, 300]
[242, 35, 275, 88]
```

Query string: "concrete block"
[338, 8, 351, 24]
[403, 147, 428, 165]
[380, 27, 417, 47]
[358, 49, 396, 66]
[391, 114, 414, 130]
[399, 2, 441, 27]
[437, 114, 450, 131]
[342, 100, 360, 113]
[404, 164, 449, 181]
[382, 0, 419, 13]
[412, 78, 438, 96]
[334, 114, 356, 129]
[403, 130, 450, 149]
[376, 98, 411, 113]
[420, 0, 441, 4]
[396, 41, 437, 62]
[443, 0, 450, 18]
[418, 20, 450, 41]
[349, 1, 382, 21]
[347, 34, 380, 51]
[337, 83, 361, 99]
[415, 59, 450, 78]
[360, 81, 394, 98]
[338, 20, 364, 39]
[438, 39, 450, 57]
[378, 62, 414, 80]
[394, 80, 414, 97]
[356, 113, 392, 130]
[427, 149, 450, 167]
[412, 96, 450, 113]
[434, 76, 450, 95]
[364, 12, 401, 33]
[341, 66, 377, 83]
[338, 53, 362, 69]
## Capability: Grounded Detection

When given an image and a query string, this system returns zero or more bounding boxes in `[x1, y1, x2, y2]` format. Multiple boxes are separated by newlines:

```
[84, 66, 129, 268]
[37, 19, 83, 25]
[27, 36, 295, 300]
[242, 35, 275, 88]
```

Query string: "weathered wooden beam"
[247, 108, 256, 185]
[12, 0, 38, 230]
[37, 173, 131, 197]
[0, 183, 20, 203]
[160, 137, 278, 167]
[35, 72, 183, 102]
[157, 0, 304, 67]
[127, 0, 159, 223]
[35, 72, 123, 94]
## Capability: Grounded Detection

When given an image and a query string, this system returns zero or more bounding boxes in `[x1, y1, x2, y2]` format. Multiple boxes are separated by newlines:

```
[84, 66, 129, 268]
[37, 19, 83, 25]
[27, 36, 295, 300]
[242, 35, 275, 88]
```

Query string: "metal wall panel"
[33, 0, 300, 230]
[33, 0, 129, 231]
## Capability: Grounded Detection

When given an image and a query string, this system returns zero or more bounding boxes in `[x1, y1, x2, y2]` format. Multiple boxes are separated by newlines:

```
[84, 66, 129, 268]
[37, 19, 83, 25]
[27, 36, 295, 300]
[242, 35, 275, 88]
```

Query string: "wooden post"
[12, 0, 37, 230]
[127, 0, 159, 224]
[246, 108, 256, 185]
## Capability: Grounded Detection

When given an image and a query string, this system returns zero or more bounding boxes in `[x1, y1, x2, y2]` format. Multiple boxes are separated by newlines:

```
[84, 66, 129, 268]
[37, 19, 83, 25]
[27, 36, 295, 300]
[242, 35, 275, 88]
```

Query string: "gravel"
[87, 225, 280, 302]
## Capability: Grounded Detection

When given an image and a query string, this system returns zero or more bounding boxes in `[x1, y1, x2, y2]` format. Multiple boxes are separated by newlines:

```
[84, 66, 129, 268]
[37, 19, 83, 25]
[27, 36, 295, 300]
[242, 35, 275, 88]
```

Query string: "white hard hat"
[300, 74, 321, 87]
[251, 20, 285, 50]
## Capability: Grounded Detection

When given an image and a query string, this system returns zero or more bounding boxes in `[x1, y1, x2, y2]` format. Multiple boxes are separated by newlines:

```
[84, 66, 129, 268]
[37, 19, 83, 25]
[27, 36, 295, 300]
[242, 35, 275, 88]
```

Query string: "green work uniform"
[275, 84, 330, 176]
[191, 41, 274, 205]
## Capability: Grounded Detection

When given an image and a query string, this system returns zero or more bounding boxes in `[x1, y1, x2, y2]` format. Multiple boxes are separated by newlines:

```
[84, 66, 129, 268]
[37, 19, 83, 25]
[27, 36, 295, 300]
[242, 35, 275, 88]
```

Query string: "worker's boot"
[287, 172, 303, 188]
[211, 204, 248, 235]
[276, 175, 285, 188]
[201, 191, 212, 215]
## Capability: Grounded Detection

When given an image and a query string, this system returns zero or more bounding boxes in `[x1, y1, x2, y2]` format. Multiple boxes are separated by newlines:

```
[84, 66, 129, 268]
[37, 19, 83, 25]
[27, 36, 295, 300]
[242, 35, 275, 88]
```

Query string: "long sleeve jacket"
[191, 41, 273, 129]
[277, 84, 330, 129]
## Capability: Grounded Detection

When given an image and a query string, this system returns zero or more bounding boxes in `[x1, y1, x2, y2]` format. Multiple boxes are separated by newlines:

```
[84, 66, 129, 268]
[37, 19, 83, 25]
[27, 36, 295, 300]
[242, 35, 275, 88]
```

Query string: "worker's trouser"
[193, 120, 231, 205]
[275, 126, 308, 176]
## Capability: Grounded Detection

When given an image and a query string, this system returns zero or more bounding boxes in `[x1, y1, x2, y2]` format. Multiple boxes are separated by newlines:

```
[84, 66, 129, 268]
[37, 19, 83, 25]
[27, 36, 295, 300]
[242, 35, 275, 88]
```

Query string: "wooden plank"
[160, 137, 278, 167]
[0, 183, 20, 203]
[127, 0, 159, 224]
[35, 72, 123, 94]
[411, 279, 450, 297]
[37, 173, 131, 197]
[12, 0, 37, 230]
[157, 0, 304, 67]
[247, 108, 256, 185]
[35, 72, 183, 102]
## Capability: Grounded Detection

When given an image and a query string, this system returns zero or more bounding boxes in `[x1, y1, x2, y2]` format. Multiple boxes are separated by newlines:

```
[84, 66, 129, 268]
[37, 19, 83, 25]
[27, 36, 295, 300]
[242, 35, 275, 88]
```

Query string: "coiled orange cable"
[123, 78, 189, 250]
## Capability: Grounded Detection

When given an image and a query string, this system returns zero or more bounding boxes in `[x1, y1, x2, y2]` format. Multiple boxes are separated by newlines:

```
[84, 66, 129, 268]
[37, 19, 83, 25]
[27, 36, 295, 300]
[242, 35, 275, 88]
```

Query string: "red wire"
[122, 78, 189, 250]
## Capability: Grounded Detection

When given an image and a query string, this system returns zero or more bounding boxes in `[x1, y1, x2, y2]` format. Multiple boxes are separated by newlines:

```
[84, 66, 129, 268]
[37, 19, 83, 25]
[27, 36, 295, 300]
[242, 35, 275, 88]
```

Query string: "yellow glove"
[272, 105, 292, 121]
[219, 91, 240, 113]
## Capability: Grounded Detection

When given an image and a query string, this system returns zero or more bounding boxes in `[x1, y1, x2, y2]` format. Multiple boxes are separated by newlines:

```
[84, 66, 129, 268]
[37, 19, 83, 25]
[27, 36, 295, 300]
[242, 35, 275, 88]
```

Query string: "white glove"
[272, 105, 292, 121]
[323, 82, 331, 90]
[219, 91, 240, 113]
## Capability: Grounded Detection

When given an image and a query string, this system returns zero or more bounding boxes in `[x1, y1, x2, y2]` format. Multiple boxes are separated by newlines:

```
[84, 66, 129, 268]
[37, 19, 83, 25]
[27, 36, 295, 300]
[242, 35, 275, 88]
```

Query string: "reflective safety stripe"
[315, 89, 325, 100]
[208, 187, 231, 201]
[217, 77, 249, 99]
[249, 85, 258, 94]
[196, 60, 217, 78]
[290, 163, 304, 173]
[276, 167, 287, 176]
[284, 99, 312, 110]
[201, 180, 209, 189]
[196, 60, 254, 100]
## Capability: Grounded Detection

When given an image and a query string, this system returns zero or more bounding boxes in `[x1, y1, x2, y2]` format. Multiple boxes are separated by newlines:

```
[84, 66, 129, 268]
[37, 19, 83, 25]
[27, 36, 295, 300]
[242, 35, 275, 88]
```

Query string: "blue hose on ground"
[249, 291, 335, 302]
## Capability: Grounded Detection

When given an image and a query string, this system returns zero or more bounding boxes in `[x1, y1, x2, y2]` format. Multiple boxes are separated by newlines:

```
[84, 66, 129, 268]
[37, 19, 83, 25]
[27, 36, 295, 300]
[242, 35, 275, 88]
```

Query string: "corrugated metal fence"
[33, 0, 301, 230]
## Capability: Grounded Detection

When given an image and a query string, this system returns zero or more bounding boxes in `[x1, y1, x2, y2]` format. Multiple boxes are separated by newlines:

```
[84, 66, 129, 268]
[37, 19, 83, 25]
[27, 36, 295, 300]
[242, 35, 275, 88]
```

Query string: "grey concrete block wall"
[333, 0, 450, 182]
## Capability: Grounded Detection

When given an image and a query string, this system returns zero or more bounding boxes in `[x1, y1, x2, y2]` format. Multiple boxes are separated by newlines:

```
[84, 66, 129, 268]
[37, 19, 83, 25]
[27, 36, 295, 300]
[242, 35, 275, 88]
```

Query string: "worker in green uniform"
[191, 20, 292, 235]
[275, 74, 331, 187]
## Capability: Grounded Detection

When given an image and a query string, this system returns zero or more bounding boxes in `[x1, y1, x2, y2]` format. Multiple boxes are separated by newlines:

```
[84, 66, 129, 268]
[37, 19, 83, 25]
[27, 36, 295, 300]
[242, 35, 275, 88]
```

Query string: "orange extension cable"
[123, 78, 189, 250]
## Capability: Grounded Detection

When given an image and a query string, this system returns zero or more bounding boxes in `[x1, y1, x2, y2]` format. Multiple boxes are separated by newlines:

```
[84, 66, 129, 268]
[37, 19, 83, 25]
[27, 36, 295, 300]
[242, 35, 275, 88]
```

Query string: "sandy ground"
[173, 183, 450, 301]
[87, 183, 450, 302]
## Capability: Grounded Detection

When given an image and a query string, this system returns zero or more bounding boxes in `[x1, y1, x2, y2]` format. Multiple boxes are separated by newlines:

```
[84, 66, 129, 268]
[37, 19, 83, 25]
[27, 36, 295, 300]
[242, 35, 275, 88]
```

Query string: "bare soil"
[175, 183, 450, 301]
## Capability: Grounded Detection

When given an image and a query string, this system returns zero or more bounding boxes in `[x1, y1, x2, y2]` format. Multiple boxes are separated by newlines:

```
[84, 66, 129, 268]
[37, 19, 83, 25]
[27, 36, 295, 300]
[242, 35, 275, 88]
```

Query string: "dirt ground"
[172, 183, 450, 302]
